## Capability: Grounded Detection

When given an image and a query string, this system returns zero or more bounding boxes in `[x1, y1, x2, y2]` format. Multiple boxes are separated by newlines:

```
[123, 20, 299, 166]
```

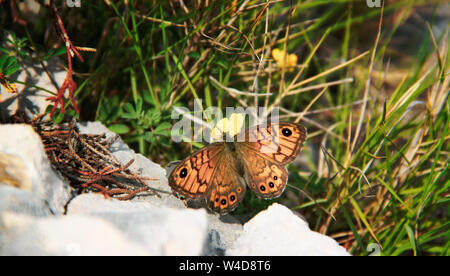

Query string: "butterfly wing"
[237, 122, 307, 198]
[239, 152, 289, 198]
[240, 122, 307, 164]
[168, 143, 246, 214]
[205, 153, 247, 214]
[168, 143, 223, 199]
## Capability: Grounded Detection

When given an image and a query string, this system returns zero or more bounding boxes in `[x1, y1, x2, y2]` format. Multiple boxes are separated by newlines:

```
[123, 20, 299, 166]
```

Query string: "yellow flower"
[211, 113, 245, 141]
[272, 48, 297, 72]
[0, 73, 18, 98]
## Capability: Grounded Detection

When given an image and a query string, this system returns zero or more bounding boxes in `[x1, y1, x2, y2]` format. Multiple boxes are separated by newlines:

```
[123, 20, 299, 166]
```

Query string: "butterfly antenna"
[286, 144, 343, 221]
[320, 144, 345, 171]
[286, 183, 336, 221]
[320, 144, 374, 198]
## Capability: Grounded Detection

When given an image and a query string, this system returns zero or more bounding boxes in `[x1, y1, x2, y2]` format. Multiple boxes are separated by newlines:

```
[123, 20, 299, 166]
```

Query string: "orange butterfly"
[168, 122, 307, 214]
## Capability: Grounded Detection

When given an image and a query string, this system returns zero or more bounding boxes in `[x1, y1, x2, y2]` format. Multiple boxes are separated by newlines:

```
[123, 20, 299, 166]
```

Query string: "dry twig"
[32, 117, 160, 200]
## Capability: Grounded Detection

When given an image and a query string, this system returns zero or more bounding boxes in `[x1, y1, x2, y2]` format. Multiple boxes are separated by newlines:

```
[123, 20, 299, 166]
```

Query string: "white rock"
[227, 203, 350, 256]
[0, 57, 66, 120]
[0, 186, 51, 217]
[0, 124, 71, 215]
[0, 152, 32, 191]
[203, 214, 243, 256]
[67, 194, 208, 255]
[0, 212, 149, 256]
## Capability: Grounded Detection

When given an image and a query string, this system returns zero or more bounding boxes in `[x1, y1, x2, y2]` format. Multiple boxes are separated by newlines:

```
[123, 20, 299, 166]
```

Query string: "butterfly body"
[168, 122, 307, 214]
